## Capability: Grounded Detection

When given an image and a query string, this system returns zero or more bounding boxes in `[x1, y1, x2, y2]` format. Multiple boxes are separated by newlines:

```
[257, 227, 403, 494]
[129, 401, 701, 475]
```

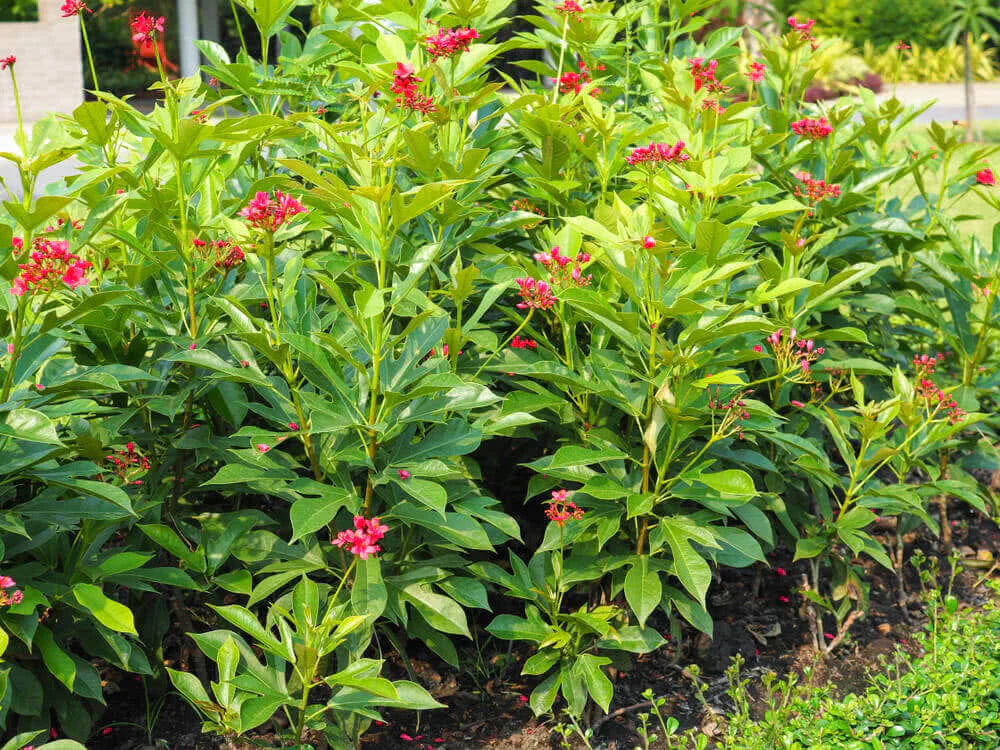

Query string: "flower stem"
[79, 16, 100, 93]
[552, 15, 570, 105]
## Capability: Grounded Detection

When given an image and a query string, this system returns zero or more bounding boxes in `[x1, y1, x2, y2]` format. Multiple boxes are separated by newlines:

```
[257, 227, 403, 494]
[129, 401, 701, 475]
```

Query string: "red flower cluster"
[747, 61, 766, 84]
[642, 236, 656, 249]
[515, 277, 557, 310]
[390, 63, 435, 114]
[60, 1, 91, 17]
[533, 245, 592, 289]
[559, 60, 600, 96]
[425, 27, 479, 61]
[545, 489, 584, 526]
[333, 515, 389, 560]
[240, 190, 307, 232]
[794, 171, 841, 207]
[689, 57, 727, 94]
[511, 198, 544, 228]
[511, 335, 538, 350]
[0, 576, 23, 607]
[708, 390, 751, 440]
[101, 442, 151, 486]
[787, 16, 817, 48]
[0, 56, 15, 71]
[791, 117, 832, 140]
[626, 141, 690, 167]
[977, 168, 996, 186]
[10, 239, 91, 297]
[895, 41, 910, 52]
[555, 0, 584, 19]
[193, 238, 245, 269]
[130, 11, 165, 43]
[764, 327, 825, 375]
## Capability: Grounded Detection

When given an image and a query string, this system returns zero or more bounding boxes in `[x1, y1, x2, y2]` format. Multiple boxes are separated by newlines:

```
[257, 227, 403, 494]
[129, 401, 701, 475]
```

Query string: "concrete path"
[881, 82, 1000, 124]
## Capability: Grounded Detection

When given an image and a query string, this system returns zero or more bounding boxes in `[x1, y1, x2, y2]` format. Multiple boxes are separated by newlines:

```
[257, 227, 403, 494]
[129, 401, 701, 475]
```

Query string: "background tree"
[943, 0, 1000, 141]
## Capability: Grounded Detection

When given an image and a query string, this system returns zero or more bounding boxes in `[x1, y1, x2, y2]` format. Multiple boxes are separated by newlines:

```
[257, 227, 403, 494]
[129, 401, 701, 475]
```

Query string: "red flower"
[791, 117, 832, 140]
[794, 171, 840, 205]
[533, 246, 592, 289]
[398, 469, 411, 479]
[895, 41, 910, 52]
[390, 62, 436, 114]
[0, 56, 15, 71]
[511, 335, 538, 350]
[555, 0, 584, 18]
[425, 27, 479, 61]
[689, 57, 726, 93]
[976, 168, 996, 186]
[787, 16, 814, 32]
[240, 190, 307, 232]
[747, 61, 766, 84]
[333, 515, 388, 560]
[131, 11, 165, 43]
[288, 422, 299, 431]
[257, 443, 269, 453]
[627, 141, 690, 167]
[60, 1, 91, 17]
[545, 489, 584, 527]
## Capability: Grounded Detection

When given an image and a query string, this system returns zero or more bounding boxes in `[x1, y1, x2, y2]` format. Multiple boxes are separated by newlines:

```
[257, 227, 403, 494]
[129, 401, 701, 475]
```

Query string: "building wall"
[0, 0, 83, 123]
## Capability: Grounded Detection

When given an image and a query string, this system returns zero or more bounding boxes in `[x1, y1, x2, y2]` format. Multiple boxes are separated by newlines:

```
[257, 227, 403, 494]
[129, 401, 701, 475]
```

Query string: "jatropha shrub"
[0, 0, 998, 745]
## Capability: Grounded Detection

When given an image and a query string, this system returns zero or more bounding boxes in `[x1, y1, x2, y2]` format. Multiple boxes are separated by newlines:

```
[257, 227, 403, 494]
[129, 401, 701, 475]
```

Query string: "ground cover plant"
[1, 0, 999, 747]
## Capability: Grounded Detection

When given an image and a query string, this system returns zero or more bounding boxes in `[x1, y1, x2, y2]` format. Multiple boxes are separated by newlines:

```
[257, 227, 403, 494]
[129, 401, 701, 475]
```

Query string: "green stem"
[1, 300, 25, 402]
[552, 15, 570, 105]
[79, 16, 100, 93]
[8, 67, 26, 157]
[473, 308, 534, 379]
[229, 0, 249, 60]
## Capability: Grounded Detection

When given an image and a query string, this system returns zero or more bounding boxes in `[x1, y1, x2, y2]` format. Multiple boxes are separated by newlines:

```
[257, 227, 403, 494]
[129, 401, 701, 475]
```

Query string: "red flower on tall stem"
[130, 11, 165, 43]
[0, 56, 15, 71]
[60, 0, 91, 17]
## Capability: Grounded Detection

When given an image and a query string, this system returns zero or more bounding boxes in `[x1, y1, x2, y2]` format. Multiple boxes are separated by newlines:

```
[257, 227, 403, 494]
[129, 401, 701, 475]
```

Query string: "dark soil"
[86, 502, 1000, 750]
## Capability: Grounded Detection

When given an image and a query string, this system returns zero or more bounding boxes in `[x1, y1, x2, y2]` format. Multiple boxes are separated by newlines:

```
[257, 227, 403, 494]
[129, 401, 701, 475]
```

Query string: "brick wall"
[0, 0, 83, 122]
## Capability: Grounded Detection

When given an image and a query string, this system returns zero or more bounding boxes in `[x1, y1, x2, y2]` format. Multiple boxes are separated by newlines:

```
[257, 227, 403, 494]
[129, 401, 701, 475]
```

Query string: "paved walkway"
[0, 82, 996, 198]
[882, 82, 1000, 123]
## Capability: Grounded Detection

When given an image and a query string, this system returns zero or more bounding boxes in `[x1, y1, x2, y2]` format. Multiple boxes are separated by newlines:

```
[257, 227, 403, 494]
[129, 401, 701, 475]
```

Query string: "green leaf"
[400, 584, 470, 638]
[486, 614, 550, 643]
[658, 517, 713, 606]
[72, 584, 137, 635]
[352, 556, 387, 619]
[576, 654, 613, 713]
[1, 409, 64, 445]
[35, 625, 76, 691]
[289, 486, 353, 541]
[695, 469, 757, 500]
[624, 556, 661, 627]
[529, 670, 561, 716]
[712, 527, 767, 568]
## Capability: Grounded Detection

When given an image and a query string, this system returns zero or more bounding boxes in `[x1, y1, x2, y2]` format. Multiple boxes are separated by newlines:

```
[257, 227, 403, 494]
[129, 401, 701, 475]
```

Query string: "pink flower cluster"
[511, 335, 538, 350]
[764, 328, 824, 376]
[425, 27, 479, 61]
[0, 576, 23, 607]
[130, 11, 165, 43]
[0, 56, 15, 71]
[794, 171, 841, 207]
[240, 190, 307, 232]
[515, 277, 557, 310]
[916, 378, 965, 424]
[60, 1, 91, 17]
[787, 16, 818, 48]
[626, 141, 690, 167]
[390, 63, 435, 114]
[533, 245, 592, 289]
[977, 168, 996, 186]
[913, 352, 945, 377]
[10, 239, 91, 297]
[747, 61, 766, 84]
[333, 516, 389, 560]
[193, 238, 245, 269]
[544, 489, 584, 526]
[791, 117, 832, 141]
